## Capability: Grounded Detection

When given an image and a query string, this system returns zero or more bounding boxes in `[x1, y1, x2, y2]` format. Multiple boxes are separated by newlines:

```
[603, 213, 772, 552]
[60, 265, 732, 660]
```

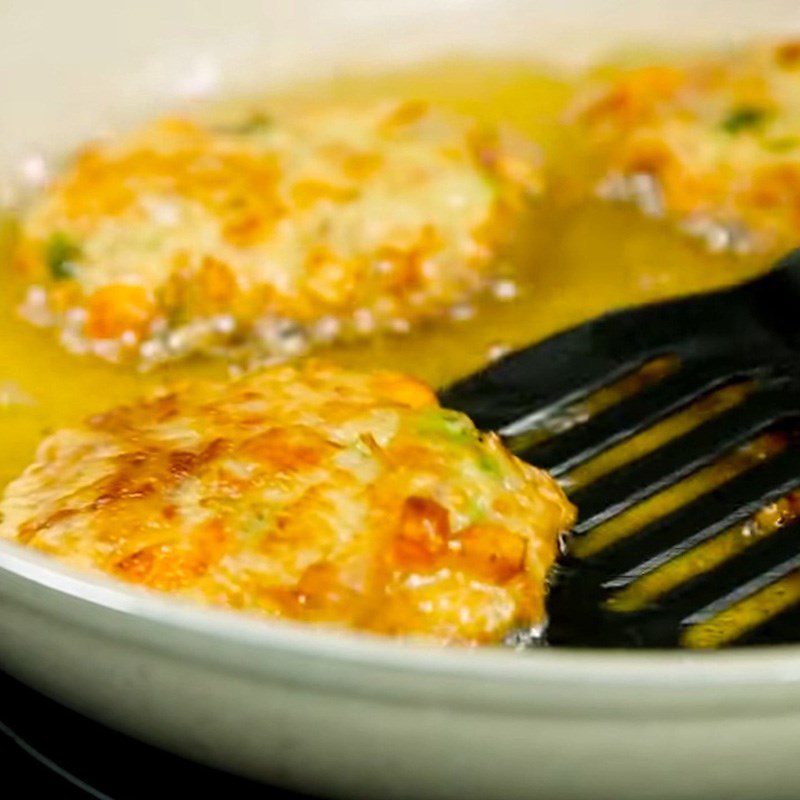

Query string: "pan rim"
[5, 538, 800, 709]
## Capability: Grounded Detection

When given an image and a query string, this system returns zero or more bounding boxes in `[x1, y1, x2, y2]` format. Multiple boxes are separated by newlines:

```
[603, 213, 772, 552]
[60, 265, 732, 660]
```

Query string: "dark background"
[1, 670, 305, 798]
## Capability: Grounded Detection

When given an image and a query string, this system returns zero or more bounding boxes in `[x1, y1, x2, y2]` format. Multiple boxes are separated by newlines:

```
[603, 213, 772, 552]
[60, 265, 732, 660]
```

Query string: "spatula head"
[441, 248, 800, 648]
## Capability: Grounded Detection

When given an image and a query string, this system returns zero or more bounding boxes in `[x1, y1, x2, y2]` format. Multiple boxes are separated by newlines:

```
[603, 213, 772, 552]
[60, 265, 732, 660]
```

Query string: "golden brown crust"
[570, 40, 800, 252]
[15, 101, 542, 365]
[0, 361, 574, 644]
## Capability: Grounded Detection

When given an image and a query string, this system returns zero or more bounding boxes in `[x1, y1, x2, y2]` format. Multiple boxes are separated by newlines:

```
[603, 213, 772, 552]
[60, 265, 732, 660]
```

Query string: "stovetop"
[1, 670, 306, 798]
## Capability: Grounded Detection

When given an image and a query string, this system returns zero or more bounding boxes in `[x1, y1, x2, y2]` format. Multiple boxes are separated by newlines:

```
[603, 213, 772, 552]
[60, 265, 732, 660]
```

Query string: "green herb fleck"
[721, 106, 769, 134]
[477, 451, 502, 476]
[417, 408, 477, 443]
[45, 232, 80, 280]
[464, 494, 487, 523]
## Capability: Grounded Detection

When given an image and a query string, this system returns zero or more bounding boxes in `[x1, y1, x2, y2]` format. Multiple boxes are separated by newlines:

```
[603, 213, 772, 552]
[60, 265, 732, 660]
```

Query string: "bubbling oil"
[0, 57, 768, 494]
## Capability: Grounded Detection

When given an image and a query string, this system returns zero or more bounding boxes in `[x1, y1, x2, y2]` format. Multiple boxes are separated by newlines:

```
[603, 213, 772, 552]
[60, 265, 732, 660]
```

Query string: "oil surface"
[0, 58, 767, 490]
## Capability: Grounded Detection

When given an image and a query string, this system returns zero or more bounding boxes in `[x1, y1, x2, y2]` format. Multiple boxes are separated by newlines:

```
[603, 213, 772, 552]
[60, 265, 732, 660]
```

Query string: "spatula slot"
[514, 366, 769, 479]
[500, 354, 679, 445]
[570, 392, 800, 530]
[564, 378, 757, 491]
[605, 487, 800, 613]
[681, 550, 800, 648]
[571, 428, 790, 558]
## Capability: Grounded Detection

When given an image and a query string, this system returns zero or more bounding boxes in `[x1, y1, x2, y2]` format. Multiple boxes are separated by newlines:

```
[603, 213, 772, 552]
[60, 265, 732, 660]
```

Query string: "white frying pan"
[3, 2, 800, 798]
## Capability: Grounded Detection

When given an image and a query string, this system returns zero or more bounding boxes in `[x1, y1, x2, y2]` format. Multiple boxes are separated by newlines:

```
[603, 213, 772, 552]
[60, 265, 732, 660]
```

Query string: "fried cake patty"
[14, 100, 541, 365]
[570, 40, 800, 252]
[0, 362, 574, 644]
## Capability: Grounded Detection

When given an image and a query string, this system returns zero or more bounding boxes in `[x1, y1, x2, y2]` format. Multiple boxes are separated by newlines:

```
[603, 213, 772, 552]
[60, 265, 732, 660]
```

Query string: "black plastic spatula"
[441, 248, 800, 648]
